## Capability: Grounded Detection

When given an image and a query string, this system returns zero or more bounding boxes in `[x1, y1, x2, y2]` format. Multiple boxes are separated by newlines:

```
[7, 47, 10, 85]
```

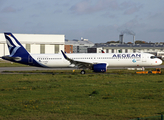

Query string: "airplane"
[1, 32, 163, 74]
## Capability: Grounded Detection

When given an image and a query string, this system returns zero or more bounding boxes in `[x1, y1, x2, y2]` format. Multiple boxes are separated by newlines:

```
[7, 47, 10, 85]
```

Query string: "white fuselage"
[31, 53, 162, 68]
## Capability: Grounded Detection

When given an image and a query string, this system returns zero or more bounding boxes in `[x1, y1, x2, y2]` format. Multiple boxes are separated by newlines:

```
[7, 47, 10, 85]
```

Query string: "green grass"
[0, 71, 164, 120]
[0, 60, 29, 67]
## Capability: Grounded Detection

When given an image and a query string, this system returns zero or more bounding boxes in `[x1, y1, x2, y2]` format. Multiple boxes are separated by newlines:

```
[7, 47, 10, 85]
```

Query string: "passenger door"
[28, 55, 33, 63]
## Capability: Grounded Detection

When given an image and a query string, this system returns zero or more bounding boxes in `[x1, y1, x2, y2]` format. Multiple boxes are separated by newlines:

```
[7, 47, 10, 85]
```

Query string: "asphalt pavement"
[0, 65, 164, 73]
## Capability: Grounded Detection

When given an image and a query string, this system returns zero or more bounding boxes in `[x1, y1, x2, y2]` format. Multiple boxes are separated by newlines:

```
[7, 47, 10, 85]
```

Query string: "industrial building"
[88, 44, 164, 53]
[88, 44, 164, 60]
[88, 33, 164, 54]
[64, 45, 73, 53]
[0, 33, 65, 57]
[65, 38, 94, 53]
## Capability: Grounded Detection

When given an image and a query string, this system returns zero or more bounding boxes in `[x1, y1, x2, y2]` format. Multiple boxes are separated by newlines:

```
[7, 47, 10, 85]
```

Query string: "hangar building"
[0, 33, 65, 57]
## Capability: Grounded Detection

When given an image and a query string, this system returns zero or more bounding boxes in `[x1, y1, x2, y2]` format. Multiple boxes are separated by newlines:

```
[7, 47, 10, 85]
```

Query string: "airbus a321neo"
[1, 33, 162, 74]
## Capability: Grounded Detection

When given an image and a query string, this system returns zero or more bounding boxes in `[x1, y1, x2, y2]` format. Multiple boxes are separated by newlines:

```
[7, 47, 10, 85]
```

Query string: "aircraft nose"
[158, 59, 163, 65]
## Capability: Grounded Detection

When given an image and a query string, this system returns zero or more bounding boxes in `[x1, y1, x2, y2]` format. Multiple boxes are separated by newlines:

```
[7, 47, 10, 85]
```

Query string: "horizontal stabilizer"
[2, 55, 22, 61]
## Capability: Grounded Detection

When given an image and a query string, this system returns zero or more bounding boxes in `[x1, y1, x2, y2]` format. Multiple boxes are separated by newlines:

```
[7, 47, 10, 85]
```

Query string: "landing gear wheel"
[80, 70, 85, 74]
[148, 71, 152, 74]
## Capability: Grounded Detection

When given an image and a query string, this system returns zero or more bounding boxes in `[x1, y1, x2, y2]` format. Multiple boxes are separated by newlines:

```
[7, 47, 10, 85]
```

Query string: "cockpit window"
[150, 56, 157, 59]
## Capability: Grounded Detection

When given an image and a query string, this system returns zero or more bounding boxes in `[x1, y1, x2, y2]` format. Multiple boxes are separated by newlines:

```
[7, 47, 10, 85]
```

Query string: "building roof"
[65, 39, 94, 46]
[0, 33, 65, 45]
[93, 44, 164, 48]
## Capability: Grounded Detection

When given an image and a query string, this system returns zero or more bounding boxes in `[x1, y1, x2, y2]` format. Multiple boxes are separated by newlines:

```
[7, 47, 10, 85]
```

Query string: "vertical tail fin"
[3, 33, 43, 67]
[4, 32, 29, 57]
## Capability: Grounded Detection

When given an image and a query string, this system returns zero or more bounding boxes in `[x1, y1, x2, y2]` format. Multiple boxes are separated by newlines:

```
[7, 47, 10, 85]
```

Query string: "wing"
[61, 50, 93, 69]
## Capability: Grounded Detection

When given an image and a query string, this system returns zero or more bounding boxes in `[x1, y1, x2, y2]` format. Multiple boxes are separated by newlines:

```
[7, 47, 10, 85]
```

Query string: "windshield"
[150, 56, 157, 59]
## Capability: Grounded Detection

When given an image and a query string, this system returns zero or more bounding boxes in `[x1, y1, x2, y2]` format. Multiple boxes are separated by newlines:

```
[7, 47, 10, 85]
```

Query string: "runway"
[0, 65, 163, 73]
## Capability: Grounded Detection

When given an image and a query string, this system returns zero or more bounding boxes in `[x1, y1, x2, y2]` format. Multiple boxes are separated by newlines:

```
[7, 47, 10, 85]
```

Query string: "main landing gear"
[80, 70, 85, 74]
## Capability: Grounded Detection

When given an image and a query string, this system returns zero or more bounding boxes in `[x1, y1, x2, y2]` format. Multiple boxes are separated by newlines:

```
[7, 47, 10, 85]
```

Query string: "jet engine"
[92, 63, 107, 72]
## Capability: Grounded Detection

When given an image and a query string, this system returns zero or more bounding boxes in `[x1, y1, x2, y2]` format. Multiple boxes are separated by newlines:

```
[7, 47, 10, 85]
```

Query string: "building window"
[106, 49, 109, 53]
[125, 49, 128, 53]
[55, 45, 59, 53]
[87, 48, 96, 53]
[40, 44, 45, 54]
[26, 44, 30, 52]
[112, 49, 114, 53]
[133, 49, 136, 53]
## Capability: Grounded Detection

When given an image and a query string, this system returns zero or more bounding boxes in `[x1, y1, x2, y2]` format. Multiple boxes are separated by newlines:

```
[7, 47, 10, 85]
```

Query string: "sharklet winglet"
[61, 50, 68, 59]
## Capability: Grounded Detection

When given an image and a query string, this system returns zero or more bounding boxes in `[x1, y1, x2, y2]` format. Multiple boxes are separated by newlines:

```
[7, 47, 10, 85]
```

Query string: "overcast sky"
[0, 0, 164, 43]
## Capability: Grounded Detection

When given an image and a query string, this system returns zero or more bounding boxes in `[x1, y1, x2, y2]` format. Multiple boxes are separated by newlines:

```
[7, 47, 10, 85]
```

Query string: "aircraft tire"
[81, 70, 85, 74]
[148, 71, 152, 74]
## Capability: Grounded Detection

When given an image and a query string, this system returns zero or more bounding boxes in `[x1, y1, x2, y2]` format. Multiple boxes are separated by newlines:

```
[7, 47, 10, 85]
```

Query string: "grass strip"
[0, 72, 164, 119]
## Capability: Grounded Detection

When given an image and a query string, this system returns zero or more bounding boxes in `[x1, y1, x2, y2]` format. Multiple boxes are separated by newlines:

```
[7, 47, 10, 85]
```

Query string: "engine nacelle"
[92, 63, 107, 72]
